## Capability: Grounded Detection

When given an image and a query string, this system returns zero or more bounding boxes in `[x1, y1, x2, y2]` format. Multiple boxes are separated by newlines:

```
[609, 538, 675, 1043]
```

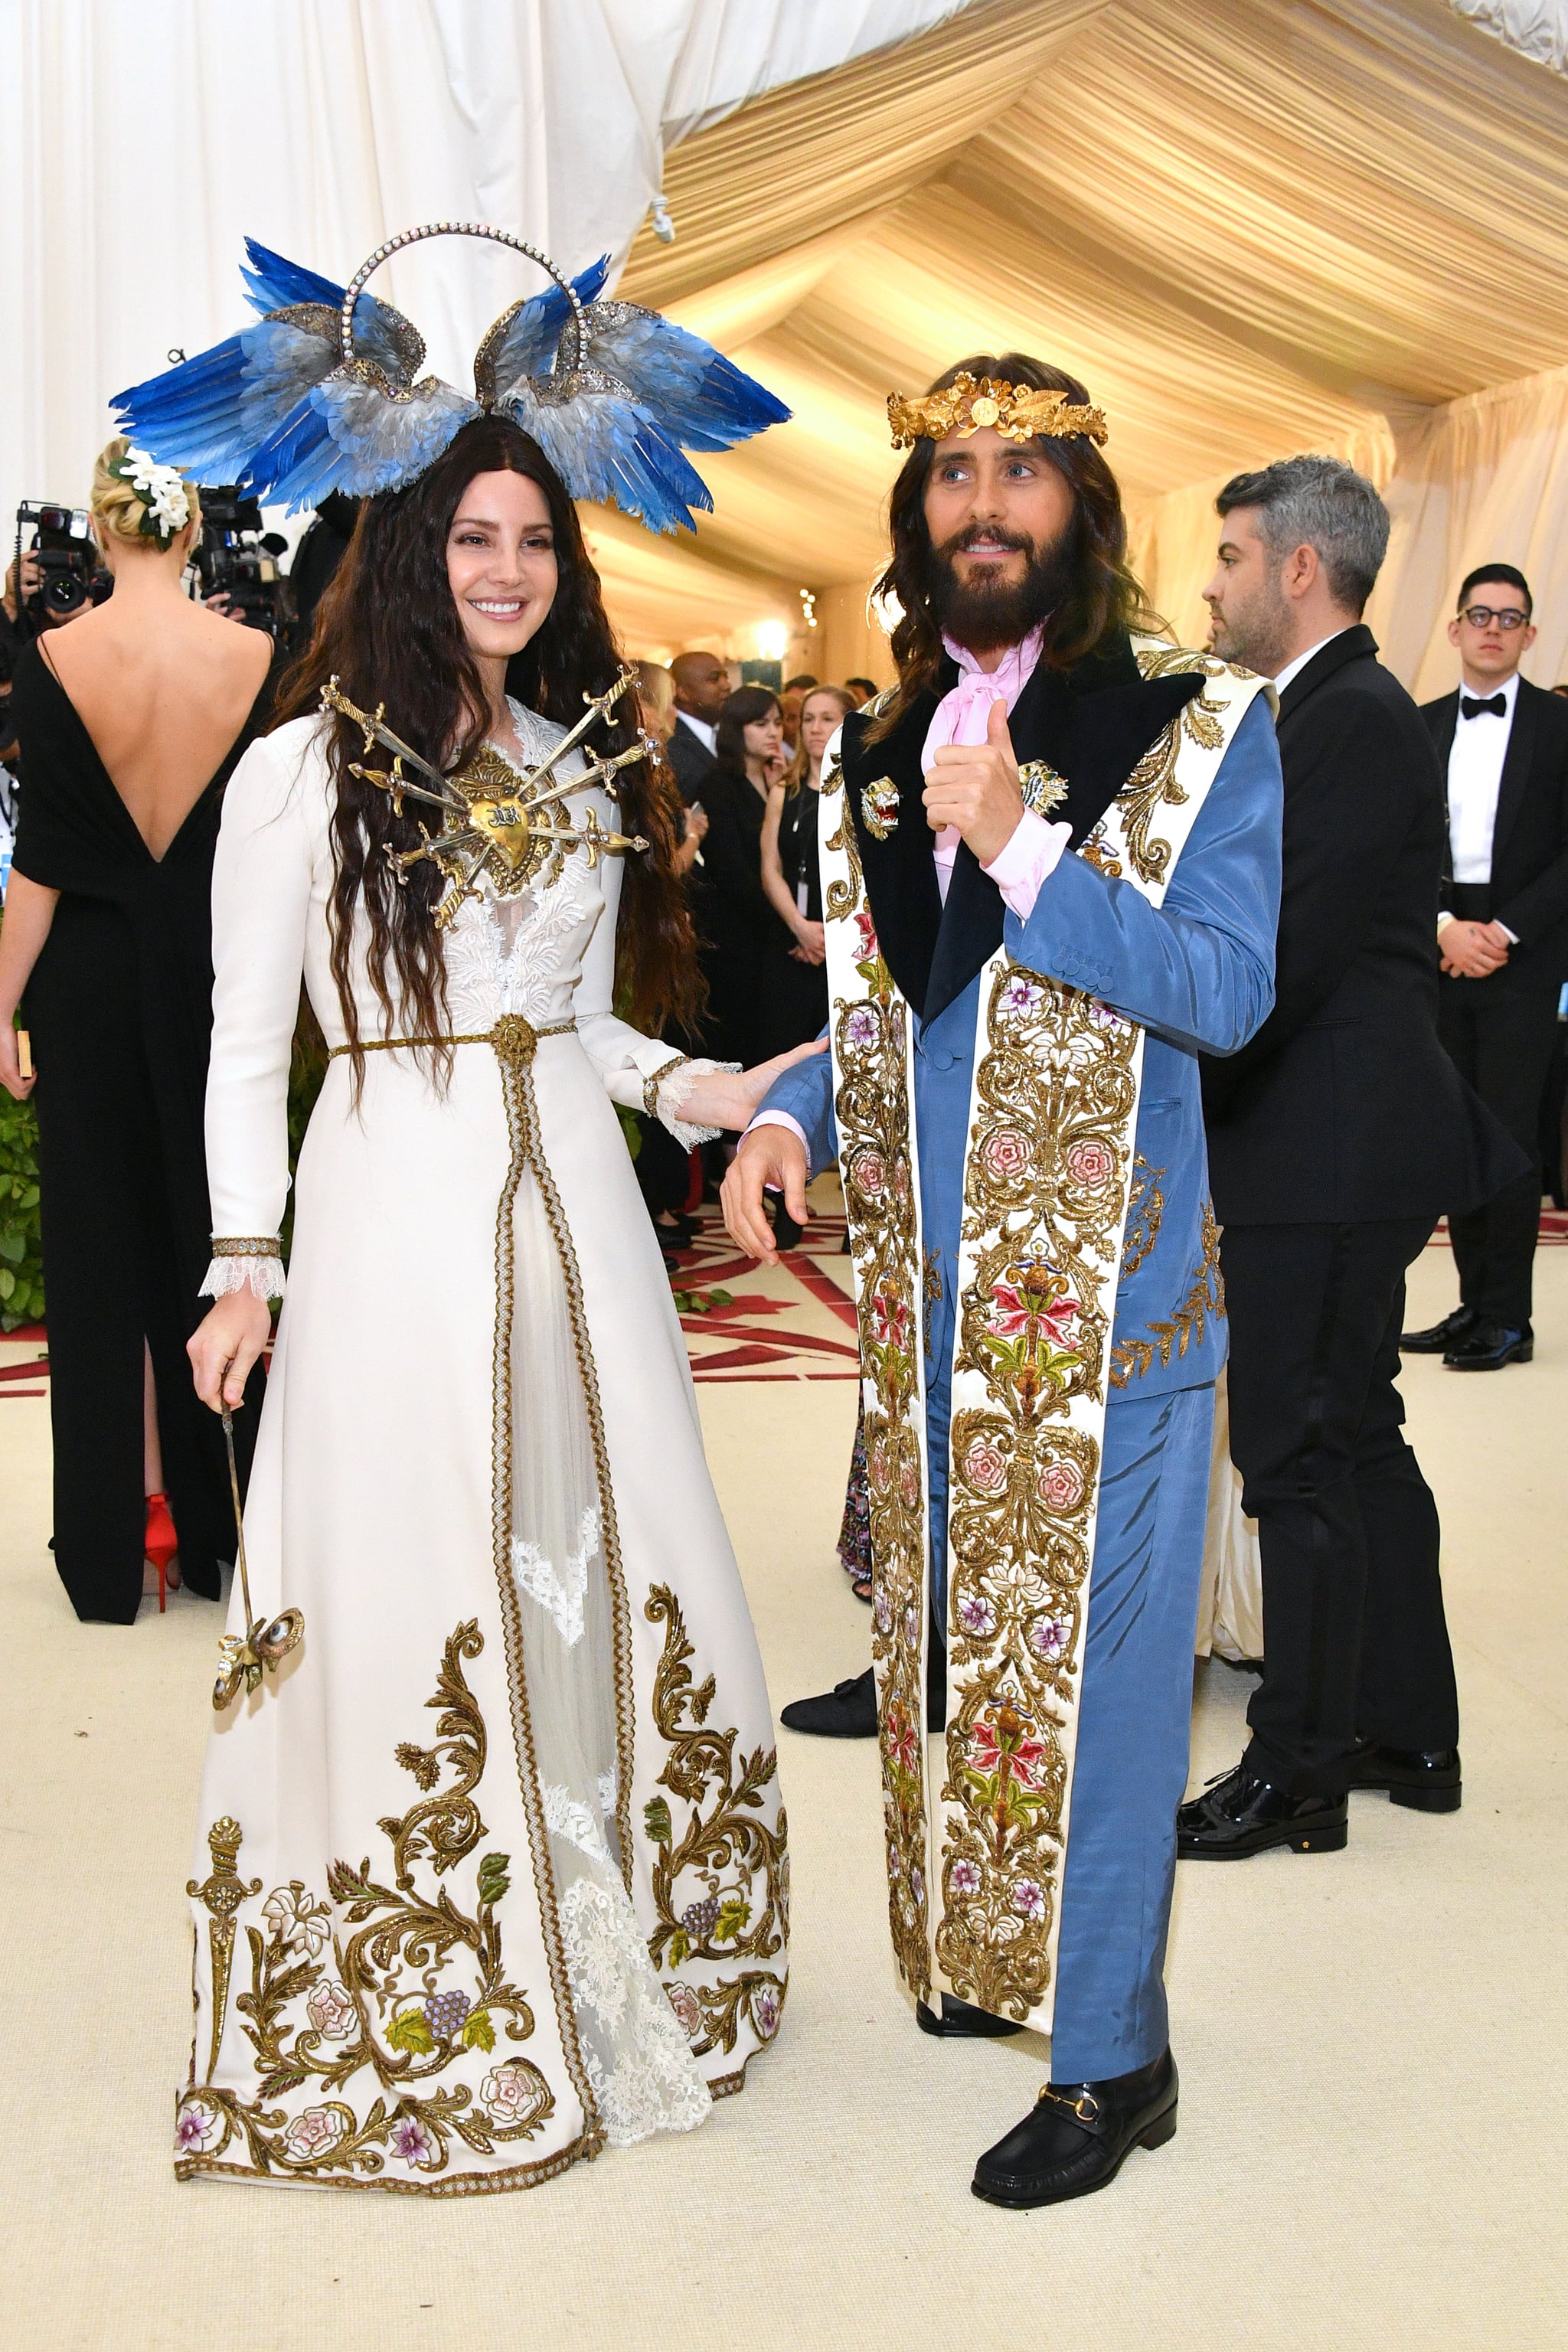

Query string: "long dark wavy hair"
[868, 353, 1155, 742]
[271, 413, 697, 1089]
[714, 684, 782, 786]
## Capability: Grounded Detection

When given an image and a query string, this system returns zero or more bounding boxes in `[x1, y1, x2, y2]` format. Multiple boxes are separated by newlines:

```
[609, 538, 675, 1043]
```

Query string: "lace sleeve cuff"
[199, 1237, 286, 1303]
[650, 1055, 740, 1151]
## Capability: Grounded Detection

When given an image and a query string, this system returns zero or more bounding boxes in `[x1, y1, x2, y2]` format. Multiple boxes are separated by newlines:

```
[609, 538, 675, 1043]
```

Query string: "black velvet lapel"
[841, 639, 1210, 1025]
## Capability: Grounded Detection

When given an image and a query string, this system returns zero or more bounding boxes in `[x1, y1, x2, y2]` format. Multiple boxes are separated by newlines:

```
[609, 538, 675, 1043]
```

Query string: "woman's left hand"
[675, 1037, 828, 1133]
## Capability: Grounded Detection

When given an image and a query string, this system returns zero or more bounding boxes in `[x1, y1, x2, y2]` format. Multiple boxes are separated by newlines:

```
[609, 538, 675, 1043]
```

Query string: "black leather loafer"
[1442, 1322, 1532, 1370]
[1400, 1305, 1477, 1354]
[779, 1665, 946, 1737]
[972, 2048, 1178, 2209]
[916, 1994, 1024, 2040]
[1348, 1738, 1462, 1812]
[779, 1668, 878, 1737]
[1177, 1761, 1348, 1858]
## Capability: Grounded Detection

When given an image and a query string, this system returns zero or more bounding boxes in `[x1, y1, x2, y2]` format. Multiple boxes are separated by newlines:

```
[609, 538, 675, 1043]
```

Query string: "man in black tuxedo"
[1403, 566, 1568, 1370]
[665, 649, 727, 802]
[1180, 457, 1520, 1860]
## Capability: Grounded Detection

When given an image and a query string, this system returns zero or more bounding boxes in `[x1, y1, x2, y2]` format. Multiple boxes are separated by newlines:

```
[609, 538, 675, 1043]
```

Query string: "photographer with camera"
[0, 438, 273, 1625]
[191, 485, 292, 640]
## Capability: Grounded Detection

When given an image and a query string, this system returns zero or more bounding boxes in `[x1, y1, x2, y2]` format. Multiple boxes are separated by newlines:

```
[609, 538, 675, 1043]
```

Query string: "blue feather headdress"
[113, 222, 789, 534]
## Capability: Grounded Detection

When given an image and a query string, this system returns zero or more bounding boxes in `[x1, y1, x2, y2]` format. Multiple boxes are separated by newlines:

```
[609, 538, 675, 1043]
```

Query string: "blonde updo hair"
[90, 434, 200, 550]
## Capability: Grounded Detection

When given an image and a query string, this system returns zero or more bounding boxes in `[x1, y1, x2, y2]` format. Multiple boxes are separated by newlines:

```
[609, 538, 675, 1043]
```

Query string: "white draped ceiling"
[7, 0, 1568, 694]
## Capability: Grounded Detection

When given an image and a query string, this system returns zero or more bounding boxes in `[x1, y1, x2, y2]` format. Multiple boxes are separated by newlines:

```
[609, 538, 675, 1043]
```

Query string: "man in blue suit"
[724, 354, 1283, 2208]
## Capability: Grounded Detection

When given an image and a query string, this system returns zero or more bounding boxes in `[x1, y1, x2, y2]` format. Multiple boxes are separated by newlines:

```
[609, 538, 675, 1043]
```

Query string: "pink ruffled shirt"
[924, 625, 1070, 914]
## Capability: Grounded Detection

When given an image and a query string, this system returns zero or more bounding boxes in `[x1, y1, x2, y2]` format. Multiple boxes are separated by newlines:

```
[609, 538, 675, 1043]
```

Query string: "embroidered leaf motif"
[386, 2006, 435, 2055]
[667, 1927, 691, 1966]
[714, 1897, 752, 1943]
[643, 1795, 673, 1844]
[460, 2007, 496, 2052]
[476, 1852, 511, 1909]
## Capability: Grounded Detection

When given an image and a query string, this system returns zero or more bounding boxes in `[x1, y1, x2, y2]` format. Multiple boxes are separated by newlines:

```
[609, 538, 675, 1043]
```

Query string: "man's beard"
[927, 523, 1077, 655]
[1207, 573, 1293, 678]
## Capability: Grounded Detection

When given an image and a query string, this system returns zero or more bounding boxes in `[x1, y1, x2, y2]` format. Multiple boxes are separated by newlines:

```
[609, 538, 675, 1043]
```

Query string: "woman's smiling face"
[446, 469, 559, 662]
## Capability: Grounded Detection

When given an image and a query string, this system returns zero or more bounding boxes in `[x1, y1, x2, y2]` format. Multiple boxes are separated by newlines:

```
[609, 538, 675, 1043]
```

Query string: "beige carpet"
[2, 1242, 1565, 2352]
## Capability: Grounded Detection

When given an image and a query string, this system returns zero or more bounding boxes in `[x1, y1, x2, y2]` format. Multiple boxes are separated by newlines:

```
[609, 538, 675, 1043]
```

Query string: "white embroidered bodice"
[201, 700, 724, 1299]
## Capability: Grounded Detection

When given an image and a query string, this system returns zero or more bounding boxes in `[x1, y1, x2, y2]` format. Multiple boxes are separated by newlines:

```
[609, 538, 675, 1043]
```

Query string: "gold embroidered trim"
[1119, 1156, 1165, 1281]
[208, 1237, 283, 1259]
[1109, 1200, 1224, 1387]
[641, 1585, 788, 2060]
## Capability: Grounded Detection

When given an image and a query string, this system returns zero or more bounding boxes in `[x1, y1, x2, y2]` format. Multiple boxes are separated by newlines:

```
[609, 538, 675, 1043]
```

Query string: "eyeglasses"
[1460, 605, 1529, 630]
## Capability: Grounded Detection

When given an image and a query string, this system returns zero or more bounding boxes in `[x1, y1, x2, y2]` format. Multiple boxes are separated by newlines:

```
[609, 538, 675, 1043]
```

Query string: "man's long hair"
[868, 354, 1154, 740]
[272, 413, 697, 1091]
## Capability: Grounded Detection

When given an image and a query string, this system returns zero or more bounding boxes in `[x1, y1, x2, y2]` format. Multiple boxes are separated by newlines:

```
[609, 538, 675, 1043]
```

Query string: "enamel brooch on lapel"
[862, 775, 900, 839]
[1018, 759, 1069, 818]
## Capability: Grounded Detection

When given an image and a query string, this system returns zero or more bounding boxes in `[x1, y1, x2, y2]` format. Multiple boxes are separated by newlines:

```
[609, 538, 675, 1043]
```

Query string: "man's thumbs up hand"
[922, 694, 1025, 864]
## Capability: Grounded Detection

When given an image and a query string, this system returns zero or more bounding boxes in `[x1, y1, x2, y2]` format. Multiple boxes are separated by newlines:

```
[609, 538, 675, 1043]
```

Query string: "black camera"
[192, 486, 292, 639]
[15, 501, 113, 619]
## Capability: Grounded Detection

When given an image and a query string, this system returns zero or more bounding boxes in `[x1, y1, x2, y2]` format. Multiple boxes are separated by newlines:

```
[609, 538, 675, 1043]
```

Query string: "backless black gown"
[11, 645, 270, 1623]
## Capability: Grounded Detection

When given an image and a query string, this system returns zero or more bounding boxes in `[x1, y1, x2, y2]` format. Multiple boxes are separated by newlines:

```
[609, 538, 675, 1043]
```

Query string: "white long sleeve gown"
[175, 704, 788, 2195]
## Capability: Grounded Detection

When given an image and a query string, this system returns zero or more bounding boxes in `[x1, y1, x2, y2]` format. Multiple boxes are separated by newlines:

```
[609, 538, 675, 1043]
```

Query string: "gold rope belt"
[328, 1016, 576, 1067]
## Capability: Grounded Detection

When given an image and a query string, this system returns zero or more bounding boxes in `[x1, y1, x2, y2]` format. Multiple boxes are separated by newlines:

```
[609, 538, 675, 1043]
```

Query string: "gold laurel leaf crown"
[887, 372, 1108, 450]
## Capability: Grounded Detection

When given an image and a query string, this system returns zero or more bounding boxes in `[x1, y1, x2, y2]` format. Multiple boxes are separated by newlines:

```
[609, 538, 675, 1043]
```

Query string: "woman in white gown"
[176, 412, 808, 2194]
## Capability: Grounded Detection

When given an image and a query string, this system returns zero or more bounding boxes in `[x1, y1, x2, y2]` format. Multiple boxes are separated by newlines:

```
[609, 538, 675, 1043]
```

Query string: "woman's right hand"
[791, 918, 827, 965]
[0, 1019, 34, 1100]
[188, 1290, 273, 1412]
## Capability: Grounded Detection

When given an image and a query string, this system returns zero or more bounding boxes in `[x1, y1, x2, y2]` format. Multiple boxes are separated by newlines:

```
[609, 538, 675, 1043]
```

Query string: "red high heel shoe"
[144, 1491, 178, 1612]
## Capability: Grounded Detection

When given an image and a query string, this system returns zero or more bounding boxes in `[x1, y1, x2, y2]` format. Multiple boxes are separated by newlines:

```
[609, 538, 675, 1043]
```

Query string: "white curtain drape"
[0, 0, 971, 545]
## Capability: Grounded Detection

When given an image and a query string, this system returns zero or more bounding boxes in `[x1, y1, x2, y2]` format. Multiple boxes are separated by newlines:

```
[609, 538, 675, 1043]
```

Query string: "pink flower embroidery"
[970, 1708, 1048, 1790]
[1029, 1616, 1071, 1664]
[982, 1128, 1032, 1184]
[854, 910, 879, 962]
[1012, 1880, 1047, 1922]
[1001, 975, 1045, 1016]
[306, 1980, 357, 2042]
[753, 1984, 782, 2040]
[390, 2115, 437, 2168]
[175, 2097, 221, 2154]
[962, 1434, 1008, 1494]
[886, 1707, 920, 1778]
[482, 2062, 544, 2125]
[1065, 1135, 1116, 1189]
[853, 1148, 887, 1200]
[280, 2105, 348, 2164]
[1037, 1457, 1086, 1512]
[665, 1983, 703, 2039]
[844, 1005, 880, 1049]
[988, 1267, 1080, 1350]
[958, 1596, 996, 1638]
[949, 1858, 982, 1896]
[871, 1285, 912, 1354]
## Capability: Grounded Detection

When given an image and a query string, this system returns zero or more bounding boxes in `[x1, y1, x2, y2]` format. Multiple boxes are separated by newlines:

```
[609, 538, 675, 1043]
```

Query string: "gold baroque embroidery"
[1079, 646, 1233, 887]
[642, 1586, 788, 2058]
[923, 1246, 943, 1361]
[936, 964, 1139, 2017]
[1109, 1200, 1224, 1387]
[175, 1623, 557, 2187]
[188, 1818, 260, 2086]
[1120, 1155, 1166, 1280]
[833, 895, 932, 2001]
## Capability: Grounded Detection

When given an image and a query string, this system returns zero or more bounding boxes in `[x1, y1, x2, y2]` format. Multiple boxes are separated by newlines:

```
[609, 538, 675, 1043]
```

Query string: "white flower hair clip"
[115, 446, 191, 541]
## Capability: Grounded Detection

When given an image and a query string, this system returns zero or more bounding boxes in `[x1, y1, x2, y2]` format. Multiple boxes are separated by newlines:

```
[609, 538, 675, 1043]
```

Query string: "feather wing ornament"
[111, 224, 788, 531]
[114, 237, 479, 513]
[479, 263, 790, 533]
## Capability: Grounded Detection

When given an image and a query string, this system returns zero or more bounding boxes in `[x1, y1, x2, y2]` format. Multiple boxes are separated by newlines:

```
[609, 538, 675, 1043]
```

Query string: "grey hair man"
[1178, 455, 1519, 1860]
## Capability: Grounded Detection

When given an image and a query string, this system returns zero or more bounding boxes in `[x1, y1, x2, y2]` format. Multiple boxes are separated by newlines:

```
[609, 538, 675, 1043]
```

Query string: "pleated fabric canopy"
[599, 0, 1568, 694]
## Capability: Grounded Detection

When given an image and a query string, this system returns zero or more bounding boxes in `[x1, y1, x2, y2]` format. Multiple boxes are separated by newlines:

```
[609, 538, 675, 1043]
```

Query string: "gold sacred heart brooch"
[320, 668, 652, 928]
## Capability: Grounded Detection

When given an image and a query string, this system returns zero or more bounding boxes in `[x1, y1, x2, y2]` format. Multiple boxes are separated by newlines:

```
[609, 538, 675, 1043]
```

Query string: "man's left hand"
[922, 696, 1024, 866]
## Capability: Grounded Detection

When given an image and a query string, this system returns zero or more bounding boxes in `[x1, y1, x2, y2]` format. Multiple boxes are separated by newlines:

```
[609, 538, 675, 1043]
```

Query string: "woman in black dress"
[760, 683, 854, 1057]
[688, 684, 786, 1070]
[0, 439, 272, 1624]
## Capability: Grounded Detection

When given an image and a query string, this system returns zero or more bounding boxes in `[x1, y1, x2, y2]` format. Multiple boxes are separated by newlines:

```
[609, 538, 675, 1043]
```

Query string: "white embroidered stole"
[822, 645, 1271, 2023]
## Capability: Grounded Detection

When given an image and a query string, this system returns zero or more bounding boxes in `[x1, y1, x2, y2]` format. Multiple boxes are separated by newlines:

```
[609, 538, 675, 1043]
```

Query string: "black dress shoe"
[1177, 1761, 1348, 1859]
[916, 1994, 1024, 2040]
[1348, 1737, 1462, 1813]
[779, 1665, 946, 1737]
[1442, 1321, 1532, 1370]
[770, 1203, 804, 1250]
[1401, 1304, 1477, 1354]
[972, 2048, 1178, 2209]
[780, 1668, 878, 1737]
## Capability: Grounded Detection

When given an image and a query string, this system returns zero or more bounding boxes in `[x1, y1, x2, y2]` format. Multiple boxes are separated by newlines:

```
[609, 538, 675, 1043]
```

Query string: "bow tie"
[1461, 693, 1507, 719]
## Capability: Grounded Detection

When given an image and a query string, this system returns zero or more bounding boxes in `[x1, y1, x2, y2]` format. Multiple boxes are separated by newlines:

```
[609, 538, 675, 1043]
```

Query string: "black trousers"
[1221, 1219, 1459, 1794]
[1438, 975, 1560, 1328]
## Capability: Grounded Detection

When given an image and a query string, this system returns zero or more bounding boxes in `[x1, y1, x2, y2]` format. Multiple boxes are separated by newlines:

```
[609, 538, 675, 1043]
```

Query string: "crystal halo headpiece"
[887, 372, 1108, 451]
[113, 221, 789, 534]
